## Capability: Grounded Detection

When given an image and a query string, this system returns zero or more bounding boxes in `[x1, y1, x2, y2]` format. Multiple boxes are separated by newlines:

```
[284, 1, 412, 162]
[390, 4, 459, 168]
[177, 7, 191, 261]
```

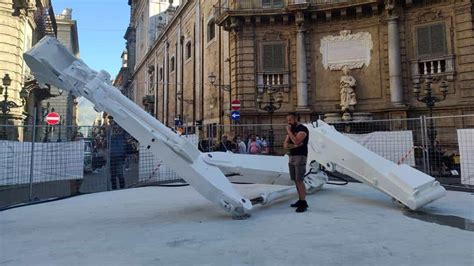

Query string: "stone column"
[387, 16, 404, 106]
[296, 25, 308, 109]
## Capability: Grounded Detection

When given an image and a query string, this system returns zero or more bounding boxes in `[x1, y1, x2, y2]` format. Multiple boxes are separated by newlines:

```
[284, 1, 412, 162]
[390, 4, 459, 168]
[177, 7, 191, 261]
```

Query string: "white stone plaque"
[320, 30, 373, 71]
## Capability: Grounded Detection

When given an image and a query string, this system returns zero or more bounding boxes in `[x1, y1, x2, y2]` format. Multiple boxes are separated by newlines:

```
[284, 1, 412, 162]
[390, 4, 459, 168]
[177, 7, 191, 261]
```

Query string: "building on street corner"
[0, 0, 57, 140]
[122, 0, 473, 130]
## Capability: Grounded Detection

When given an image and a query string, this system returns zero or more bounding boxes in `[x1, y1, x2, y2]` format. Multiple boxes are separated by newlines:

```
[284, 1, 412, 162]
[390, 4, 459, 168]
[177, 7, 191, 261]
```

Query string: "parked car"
[82, 138, 106, 173]
[83, 138, 94, 173]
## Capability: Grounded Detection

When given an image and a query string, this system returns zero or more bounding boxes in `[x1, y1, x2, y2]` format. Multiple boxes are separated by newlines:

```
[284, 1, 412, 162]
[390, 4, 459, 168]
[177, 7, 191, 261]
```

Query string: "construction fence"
[0, 114, 473, 209]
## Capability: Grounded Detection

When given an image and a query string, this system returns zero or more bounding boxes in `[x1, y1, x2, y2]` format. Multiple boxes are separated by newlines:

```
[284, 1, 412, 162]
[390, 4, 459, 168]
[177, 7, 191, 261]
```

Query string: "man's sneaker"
[295, 200, 308, 213]
[290, 200, 303, 208]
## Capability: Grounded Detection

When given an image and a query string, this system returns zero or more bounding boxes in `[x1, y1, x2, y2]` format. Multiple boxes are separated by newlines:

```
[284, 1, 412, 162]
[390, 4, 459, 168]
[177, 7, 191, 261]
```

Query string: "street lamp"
[0, 74, 28, 115]
[208, 72, 231, 91]
[256, 88, 283, 154]
[208, 72, 231, 138]
[413, 76, 449, 174]
[0, 73, 29, 138]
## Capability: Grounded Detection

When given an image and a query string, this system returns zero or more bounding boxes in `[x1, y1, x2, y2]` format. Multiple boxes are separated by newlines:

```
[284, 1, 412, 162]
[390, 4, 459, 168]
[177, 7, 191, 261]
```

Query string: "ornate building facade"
[0, 0, 57, 139]
[126, 0, 473, 128]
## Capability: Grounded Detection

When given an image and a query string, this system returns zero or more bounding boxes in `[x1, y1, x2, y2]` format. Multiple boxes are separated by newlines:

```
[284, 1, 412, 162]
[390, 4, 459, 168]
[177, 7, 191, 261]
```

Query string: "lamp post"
[413, 76, 449, 174]
[208, 72, 231, 116]
[257, 89, 283, 155]
[208, 72, 231, 141]
[0, 74, 29, 139]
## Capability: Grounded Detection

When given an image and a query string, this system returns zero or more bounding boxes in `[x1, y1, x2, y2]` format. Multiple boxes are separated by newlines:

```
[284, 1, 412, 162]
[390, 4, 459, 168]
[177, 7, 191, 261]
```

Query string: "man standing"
[284, 112, 309, 213]
[108, 116, 127, 190]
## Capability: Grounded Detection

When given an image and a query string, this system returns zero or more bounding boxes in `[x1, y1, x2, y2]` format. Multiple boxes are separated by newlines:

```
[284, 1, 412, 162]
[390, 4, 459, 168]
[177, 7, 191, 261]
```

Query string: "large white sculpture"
[24, 37, 445, 218]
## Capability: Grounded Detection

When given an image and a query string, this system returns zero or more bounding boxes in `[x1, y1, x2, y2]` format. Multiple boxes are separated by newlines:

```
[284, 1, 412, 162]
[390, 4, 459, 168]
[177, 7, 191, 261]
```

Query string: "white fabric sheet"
[344, 131, 416, 166]
[0, 140, 85, 186]
[457, 129, 474, 185]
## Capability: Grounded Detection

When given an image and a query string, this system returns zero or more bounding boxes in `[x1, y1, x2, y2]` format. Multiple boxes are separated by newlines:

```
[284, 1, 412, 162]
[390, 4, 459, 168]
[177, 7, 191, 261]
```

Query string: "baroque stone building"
[0, 0, 57, 139]
[125, 0, 473, 127]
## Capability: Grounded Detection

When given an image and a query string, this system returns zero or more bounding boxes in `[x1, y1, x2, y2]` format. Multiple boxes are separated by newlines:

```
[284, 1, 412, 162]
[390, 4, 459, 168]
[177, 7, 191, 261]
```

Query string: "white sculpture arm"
[307, 121, 446, 210]
[24, 36, 252, 217]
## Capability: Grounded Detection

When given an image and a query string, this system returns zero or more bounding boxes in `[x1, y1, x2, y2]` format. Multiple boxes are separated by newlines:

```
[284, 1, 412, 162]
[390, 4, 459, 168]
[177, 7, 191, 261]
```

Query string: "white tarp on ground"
[1, 184, 473, 266]
[345, 131, 416, 166]
[139, 134, 199, 182]
[0, 140, 84, 186]
[457, 129, 474, 185]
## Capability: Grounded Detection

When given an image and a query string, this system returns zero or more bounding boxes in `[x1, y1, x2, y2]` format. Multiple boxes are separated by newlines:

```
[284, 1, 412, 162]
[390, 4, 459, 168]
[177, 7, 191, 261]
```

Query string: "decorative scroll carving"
[320, 30, 373, 71]
[416, 10, 444, 23]
[262, 30, 282, 41]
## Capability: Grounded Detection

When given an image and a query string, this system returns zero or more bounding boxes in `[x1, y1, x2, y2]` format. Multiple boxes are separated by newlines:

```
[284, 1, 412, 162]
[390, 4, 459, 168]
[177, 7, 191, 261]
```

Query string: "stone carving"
[320, 30, 373, 71]
[340, 66, 357, 119]
[417, 10, 443, 23]
[262, 30, 282, 41]
[385, 0, 395, 15]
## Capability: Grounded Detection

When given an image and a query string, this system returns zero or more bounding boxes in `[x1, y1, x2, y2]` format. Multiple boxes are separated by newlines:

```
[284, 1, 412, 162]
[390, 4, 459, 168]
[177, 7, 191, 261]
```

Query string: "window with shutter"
[262, 0, 283, 8]
[416, 23, 447, 57]
[273, 0, 283, 7]
[430, 24, 446, 55]
[207, 20, 216, 42]
[261, 43, 286, 71]
[186, 42, 192, 59]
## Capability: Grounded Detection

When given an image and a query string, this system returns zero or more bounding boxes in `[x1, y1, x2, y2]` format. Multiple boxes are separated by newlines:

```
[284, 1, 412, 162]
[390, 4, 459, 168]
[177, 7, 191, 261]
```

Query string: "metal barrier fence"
[1, 114, 473, 209]
[0, 124, 182, 209]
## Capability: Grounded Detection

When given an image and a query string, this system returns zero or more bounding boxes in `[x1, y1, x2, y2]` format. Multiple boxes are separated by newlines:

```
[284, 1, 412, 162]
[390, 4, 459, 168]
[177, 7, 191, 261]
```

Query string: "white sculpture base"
[324, 113, 343, 123]
[352, 112, 373, 121]
[324, 112, 373, 123]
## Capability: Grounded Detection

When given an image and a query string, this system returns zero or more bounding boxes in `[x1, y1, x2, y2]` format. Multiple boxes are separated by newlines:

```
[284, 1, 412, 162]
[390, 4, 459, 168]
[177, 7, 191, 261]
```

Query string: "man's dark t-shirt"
[289, 124, 309, 156]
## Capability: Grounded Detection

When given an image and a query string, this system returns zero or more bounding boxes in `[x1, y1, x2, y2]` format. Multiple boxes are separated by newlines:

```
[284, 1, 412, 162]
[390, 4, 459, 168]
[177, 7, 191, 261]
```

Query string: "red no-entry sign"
[231, 99, 241, 111]
[45, 112, 60, 125]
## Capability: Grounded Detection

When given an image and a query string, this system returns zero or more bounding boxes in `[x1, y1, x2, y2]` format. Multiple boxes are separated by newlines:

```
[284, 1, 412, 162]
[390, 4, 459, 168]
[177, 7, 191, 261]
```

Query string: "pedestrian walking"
[248, 134, 262, 154]
[108, 116, 127, 190]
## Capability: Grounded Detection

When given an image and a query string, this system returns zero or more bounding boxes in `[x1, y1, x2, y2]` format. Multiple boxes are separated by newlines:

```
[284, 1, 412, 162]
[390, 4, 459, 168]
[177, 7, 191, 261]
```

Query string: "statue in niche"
[385, 0, 395, 16]
[340, 65, 357, 120]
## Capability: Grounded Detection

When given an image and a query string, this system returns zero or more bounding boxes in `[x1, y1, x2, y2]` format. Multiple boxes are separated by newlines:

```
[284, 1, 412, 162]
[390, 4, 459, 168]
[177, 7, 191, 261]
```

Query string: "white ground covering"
[1, 183, 473, 266]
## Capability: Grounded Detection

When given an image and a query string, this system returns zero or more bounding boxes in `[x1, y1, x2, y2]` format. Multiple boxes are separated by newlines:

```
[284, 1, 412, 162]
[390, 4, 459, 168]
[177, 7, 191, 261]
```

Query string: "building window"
[258, 42, 289, 89]
[416, 23, 447, 58]
[412, 22, 453, 78]
[159, 67, 163, 81]
[262, 0, 284, 8]
[149, 74, 154, 94]
[261, 43, 286, 72]
[207, 19, 216, 42]
[186, 41, 192, 59]
[170, 56, 175, 72]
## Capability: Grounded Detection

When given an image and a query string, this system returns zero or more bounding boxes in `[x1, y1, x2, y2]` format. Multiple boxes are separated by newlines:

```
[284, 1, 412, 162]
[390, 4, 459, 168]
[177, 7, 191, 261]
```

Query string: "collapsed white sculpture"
[24, 37, 446, 218]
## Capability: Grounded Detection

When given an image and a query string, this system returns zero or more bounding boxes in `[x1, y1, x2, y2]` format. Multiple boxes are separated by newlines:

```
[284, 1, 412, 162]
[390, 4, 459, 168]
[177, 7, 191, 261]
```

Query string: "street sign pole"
[28, 107, 37, 202]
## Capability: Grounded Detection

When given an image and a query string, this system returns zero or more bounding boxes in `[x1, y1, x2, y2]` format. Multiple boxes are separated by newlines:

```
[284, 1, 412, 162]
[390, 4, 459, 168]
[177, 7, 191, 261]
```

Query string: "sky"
[52, 0, 131, 126]
[53, 0, 130, 76]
